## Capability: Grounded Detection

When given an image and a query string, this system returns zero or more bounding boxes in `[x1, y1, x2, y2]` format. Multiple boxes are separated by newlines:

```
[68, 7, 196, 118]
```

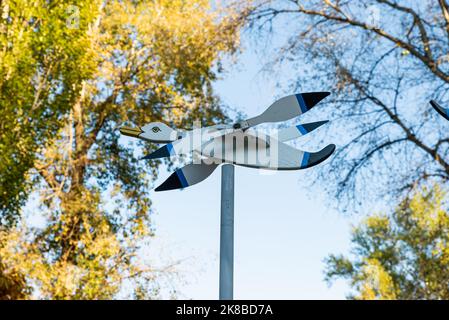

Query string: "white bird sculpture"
[120, 92, 335, 191]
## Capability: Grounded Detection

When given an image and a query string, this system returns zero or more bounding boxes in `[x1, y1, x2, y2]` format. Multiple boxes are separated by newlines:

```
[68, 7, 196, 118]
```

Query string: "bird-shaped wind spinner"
[120, 92, 336, 191]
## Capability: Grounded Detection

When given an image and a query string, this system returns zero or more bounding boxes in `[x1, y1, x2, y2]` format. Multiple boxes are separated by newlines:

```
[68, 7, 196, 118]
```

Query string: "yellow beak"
[119, 126, 143, 138]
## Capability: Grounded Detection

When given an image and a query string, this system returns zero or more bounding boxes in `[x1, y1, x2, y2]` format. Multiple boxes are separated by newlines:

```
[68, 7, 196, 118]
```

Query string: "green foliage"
[325, 186, 449, 299]
[0, 0, 244, 299]
[0, 0, 99, 225]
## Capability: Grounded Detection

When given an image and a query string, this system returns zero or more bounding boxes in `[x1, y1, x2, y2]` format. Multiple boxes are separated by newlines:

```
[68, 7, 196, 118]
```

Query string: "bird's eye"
[152, 126, 161, 133]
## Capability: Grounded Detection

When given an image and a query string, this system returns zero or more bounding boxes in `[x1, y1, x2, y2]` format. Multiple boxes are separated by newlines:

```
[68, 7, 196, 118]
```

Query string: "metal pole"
[219, 164, 234, 300]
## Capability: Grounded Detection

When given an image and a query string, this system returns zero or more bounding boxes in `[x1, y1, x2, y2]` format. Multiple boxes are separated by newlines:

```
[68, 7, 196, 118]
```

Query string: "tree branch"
[438, 0, 449, 41]
[250, 4, 449, 83]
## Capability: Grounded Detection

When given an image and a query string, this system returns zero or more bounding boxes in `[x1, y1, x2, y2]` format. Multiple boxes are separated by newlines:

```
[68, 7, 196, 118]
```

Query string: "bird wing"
[155, 161, 219, 192]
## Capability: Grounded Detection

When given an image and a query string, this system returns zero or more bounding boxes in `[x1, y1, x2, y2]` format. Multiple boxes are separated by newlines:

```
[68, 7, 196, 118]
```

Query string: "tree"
[0, 0, 99, 226]
[244, 0, 449, 212]
[0, 0, 243, 299]
[325, 185, 449, 299]
[0, 259, 30, 300]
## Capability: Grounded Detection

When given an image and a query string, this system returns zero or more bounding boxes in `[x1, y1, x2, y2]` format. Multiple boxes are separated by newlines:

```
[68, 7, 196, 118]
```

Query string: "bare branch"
[438, 0, 449, 41]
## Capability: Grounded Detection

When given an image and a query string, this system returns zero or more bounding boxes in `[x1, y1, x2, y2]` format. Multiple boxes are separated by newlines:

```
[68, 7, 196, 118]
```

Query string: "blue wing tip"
[142, 144, 173, 160]
[155, 171, 183, 192]
[300, 120, 330, 133]
[155, 167, 189, 192]
[302, 144, 335, 168]
[296, 92, 331, 112]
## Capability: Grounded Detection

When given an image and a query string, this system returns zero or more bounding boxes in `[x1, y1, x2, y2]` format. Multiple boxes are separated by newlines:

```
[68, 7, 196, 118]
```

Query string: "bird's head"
[120, 122, 181, 143]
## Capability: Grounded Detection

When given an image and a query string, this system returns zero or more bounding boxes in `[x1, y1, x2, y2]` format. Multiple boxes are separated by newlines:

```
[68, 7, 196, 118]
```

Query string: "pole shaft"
[219, 164, 234, 300]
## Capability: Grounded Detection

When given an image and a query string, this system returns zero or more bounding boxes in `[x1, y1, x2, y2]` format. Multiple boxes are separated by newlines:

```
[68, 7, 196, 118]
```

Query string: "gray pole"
[219, 164, 234, 300]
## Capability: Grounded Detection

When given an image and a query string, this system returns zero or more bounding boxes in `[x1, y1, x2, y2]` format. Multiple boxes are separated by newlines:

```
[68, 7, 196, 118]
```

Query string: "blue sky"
[146, 32, 361, 299]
